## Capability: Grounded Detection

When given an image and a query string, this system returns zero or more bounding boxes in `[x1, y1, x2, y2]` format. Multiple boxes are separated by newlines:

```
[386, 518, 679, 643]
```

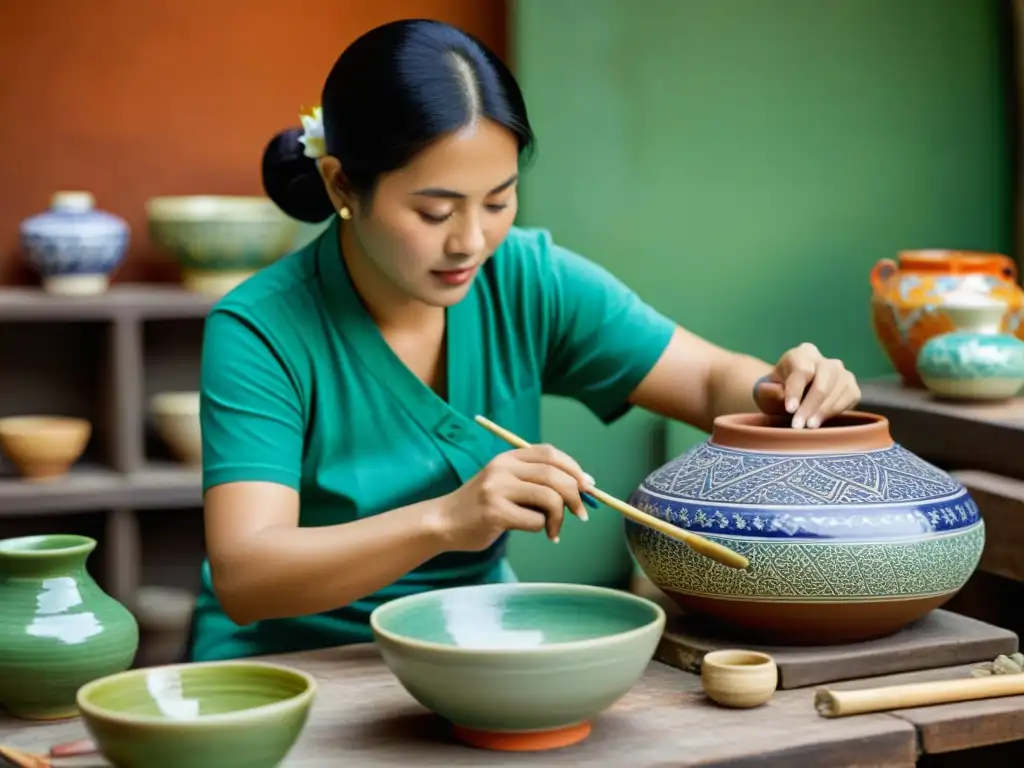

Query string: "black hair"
[261, 19, 535, 224]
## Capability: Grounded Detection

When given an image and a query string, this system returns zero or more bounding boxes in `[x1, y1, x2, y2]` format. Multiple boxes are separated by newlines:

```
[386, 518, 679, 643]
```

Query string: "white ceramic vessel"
[20, 192, 129, 295]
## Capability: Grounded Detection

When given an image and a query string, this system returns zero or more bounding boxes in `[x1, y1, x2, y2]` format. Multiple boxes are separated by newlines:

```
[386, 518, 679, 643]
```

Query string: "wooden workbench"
[2, 643, 1024, 767]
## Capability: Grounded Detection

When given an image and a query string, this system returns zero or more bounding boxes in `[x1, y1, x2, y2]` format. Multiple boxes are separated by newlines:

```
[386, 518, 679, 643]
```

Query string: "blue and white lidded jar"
[20, 191, 129, 296]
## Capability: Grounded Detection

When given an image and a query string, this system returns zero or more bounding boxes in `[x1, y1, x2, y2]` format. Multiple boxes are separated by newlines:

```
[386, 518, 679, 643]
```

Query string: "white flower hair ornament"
[298, 106, 326, 159]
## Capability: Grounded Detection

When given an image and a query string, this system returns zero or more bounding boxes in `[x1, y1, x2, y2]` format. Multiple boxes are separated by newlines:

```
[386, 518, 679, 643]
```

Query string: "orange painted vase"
[870, 250, 1024, 388]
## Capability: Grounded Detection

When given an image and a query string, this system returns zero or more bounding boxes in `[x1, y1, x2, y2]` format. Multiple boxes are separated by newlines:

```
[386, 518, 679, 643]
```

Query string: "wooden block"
[656, 609, 1019, 690]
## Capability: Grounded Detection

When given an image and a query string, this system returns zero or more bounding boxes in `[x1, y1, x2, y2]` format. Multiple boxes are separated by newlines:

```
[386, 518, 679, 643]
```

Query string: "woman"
[191, 19, 860, 662]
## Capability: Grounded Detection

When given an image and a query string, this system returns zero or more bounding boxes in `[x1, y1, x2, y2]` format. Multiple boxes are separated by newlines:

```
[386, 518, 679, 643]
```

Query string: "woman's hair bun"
[261, 128, 336, 224]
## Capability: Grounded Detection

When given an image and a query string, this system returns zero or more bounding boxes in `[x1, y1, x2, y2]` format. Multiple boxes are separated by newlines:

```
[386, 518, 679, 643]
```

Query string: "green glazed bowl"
[370, 583, 665, 752]
[146, 195, 299, 295]
[76, 661, 316, 768]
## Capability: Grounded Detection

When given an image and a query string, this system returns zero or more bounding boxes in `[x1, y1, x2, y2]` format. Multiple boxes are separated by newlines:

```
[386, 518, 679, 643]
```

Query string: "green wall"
[506, 0, 1013, 585]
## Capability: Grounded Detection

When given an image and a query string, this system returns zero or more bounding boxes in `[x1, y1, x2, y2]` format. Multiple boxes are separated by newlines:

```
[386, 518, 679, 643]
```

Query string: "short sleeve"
[199, 308, 304, 492]
[540, 235, 677, 423]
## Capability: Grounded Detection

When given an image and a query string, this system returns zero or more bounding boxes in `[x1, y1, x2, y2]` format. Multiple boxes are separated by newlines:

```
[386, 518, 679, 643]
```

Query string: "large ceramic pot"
[626, 412, 984, 646]
[0, 534, 139, 720]
[20, 191, 129, 296]
[870, 249, 1024, 388]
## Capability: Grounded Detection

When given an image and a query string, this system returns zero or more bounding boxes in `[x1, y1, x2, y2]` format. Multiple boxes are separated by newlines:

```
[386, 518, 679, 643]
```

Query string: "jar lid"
[51, 191, 96, 213]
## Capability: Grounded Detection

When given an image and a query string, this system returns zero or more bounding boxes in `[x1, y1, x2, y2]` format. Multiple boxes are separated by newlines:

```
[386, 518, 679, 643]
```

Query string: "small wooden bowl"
[0, 416, 91, 480]
[701, 649, 778, 709]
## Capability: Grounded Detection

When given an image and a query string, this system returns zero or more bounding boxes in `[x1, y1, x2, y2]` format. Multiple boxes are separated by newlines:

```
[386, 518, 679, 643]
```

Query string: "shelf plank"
[0, 464, 121, 514]
[128, 463, 203, 507]
[0, 462, 201, 515]
[0, 284, 216, 321]
[859, 378, 1024, 481]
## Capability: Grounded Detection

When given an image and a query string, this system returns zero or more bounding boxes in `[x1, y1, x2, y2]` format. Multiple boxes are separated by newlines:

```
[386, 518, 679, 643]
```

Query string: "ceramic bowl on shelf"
[370, 582, 665, 752]
[20, 191, 129, 296]
[700, 650, 778, 709]
[76, 661, 315, 768]
[150, 391, 201, 465]
[0, 416, 91, 480]
[146, 196, 299, 297]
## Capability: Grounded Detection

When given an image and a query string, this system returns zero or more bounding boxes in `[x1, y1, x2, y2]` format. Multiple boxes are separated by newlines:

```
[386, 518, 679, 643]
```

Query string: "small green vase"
[0, 534, 139, 720]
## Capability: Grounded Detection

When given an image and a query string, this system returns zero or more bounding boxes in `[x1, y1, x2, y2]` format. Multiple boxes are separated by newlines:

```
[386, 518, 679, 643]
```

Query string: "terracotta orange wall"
[0, 1, 507, 285]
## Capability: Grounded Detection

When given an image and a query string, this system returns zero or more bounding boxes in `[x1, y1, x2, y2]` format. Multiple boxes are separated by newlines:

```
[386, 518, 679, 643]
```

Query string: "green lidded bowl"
[370, 582, 665, 752]
[76, 660, 316, 768]
[146, 195, 299, 296]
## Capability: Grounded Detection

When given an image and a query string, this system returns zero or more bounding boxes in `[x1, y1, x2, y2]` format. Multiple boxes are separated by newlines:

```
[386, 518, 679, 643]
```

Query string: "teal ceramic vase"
[0, 534, 139, 720]
[916, 293, 1024, 401]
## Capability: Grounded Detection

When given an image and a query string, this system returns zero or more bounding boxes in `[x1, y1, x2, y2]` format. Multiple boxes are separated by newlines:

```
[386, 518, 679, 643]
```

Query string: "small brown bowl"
[0, 416, 91, 480]
[700, 649, 778, 708]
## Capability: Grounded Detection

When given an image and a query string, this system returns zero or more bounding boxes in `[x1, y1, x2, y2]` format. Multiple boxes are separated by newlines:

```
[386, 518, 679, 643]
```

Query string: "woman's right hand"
[432, 445, 595, 551]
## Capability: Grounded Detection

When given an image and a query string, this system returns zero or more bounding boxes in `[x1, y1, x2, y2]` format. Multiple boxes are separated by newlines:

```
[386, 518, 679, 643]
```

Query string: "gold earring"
[339, 206, 352, 220]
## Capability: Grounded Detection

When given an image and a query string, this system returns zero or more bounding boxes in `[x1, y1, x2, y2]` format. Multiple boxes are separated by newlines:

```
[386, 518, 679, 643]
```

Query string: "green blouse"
[190, 217, 676, 661]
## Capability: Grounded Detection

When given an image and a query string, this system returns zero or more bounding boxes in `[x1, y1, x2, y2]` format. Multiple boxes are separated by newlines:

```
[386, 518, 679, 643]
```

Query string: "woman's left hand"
[754, 342, 861, 429]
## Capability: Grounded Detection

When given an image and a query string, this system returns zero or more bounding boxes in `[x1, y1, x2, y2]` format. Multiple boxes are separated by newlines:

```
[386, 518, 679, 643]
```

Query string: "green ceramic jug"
[0, 534, 139, 720]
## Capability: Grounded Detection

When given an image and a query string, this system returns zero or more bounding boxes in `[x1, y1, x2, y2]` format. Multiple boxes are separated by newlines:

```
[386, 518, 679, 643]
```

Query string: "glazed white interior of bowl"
[76, 661, 316, 726]
[0, 415, 90, 437]
[145, 196, 286, 223]
[150, 392, 200, 416]
[371, 583, 665, 652]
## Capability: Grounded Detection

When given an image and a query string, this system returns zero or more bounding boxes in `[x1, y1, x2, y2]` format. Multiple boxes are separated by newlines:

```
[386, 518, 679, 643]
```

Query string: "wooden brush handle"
[587, 488, 748, 569]
[815, 673, 1024, 717]
[472, 415, 749, 570]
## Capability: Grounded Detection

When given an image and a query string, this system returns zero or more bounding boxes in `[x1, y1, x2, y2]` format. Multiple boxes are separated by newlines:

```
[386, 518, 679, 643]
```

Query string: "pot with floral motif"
[869, 249, 1024, 388]
[20, 191, 129, 295]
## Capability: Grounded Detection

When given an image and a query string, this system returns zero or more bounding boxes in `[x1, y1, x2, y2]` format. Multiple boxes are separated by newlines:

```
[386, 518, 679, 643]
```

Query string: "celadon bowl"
[370, 582, 666, 752]
[75, 660, 316, 768]
[146, 195, 299, 296]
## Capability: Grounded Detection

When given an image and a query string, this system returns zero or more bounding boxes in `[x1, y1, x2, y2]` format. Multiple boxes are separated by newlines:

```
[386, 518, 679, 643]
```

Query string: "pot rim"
[710, 410, 894, 453]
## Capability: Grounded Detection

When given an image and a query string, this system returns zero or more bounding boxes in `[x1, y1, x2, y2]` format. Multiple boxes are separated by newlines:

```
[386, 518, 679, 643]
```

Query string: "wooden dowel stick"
[815, 673, 1024, 718]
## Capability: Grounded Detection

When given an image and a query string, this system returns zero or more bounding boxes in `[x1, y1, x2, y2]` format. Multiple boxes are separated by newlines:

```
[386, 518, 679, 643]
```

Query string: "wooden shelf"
[0, 463, 201, 515]
[859, 378, 1024, 481]
[0, 284, 208, 667]
[0, 284, 216, 321]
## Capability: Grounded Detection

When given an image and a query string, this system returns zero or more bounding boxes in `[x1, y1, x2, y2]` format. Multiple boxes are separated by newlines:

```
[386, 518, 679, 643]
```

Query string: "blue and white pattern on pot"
[628, 441, 977, 541]
[20, 193, 129, 277]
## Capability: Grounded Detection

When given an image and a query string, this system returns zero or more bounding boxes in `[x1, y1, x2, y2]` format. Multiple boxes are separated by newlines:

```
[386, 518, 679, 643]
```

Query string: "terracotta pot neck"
[709, 411, 894, 453]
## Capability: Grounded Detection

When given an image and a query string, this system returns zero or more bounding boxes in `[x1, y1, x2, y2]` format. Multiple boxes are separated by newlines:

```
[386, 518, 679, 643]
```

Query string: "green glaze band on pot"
[0, 534, 139, 720]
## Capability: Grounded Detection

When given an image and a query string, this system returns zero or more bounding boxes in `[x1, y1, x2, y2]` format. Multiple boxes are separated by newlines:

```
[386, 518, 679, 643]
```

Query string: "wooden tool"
[472, 414, 749, 570]
[0, 738, 99, 767]
[815, 673, 1024, 718]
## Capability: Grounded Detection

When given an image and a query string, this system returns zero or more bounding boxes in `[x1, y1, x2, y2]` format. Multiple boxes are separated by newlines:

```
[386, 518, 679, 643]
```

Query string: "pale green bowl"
[146, 195, 299, 294]
[370, 583, 665, 752]
[76, 660, 316, 768]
